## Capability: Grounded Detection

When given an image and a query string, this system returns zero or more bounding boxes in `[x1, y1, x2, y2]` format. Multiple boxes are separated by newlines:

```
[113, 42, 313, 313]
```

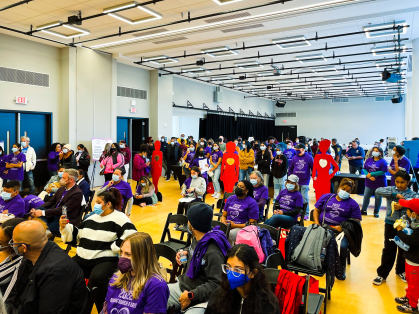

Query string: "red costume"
[151, 140, 163, 193]
[220, 142, 240, 193]
[312, 139, 339, 201]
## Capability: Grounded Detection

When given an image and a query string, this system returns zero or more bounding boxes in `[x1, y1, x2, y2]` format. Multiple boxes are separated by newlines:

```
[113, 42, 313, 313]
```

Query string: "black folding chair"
[255, 223, 280, 245]
[65, 205, 88, 253]
[266, 251, 287, 269]
[122, 197, 130, 214]
[154, 243, 184, 283]
[83, 287, 98, 314]
[160, 213, 192, 252]
[299, 203, 307, 227]
[211, 220, 231, 238]
[214, 192, 234, 221]
[85, 190, 96, 214]
[177, 203, 214, 237]
[263, 197, 272, 222]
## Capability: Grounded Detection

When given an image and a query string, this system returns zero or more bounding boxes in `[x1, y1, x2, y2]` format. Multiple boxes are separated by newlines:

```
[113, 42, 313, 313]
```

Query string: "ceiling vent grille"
[0, 66, 49, 87]
[331, 98, 349, 103]
[276, 112, 297, 118]
[375, 96, 393, 102]
[132, 28, 169, 37]
[152, 36, 187, 44]
[117, 86, 147, 99]
[221, 23, 264, 33]
[204, 12, 251, 24]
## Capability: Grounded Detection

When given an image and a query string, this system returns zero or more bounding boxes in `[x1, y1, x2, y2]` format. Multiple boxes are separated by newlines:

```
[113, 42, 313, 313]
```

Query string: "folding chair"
[154, 243, 184, 283]
[211, 220, 231, 238]
[177, 203, 214, 237]
[214, 192, 234, 221]
[299, 203, 307, 227]
[263, 197, 272, 222]
[65, 205, 88, 253]
[83, 287, 98, 314]
[85, 190, 95, 214]
[160, 213, 192, 252]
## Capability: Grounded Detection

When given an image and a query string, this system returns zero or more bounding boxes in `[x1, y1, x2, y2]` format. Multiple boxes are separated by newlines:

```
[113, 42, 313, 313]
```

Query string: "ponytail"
[78, 144, 89, 154]
[98, 188, 122, 210]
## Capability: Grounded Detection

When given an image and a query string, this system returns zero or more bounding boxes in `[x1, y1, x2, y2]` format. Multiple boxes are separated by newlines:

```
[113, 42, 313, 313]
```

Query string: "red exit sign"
[16, 97, 27, 105]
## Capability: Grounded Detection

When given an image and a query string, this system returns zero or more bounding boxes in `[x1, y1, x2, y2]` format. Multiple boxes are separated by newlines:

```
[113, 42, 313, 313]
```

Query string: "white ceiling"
[1, 0, 418, 100]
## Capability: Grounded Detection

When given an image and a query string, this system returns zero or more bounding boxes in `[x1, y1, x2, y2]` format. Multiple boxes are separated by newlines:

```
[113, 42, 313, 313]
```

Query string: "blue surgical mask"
[93, 204, 104, 216]
[141, 183, 146, 186]
[338, 189, 350, 199]
[286, 183, 295, 191]
[171, 142, 175, 146]
[191, 175, 197, 179]
[63, 149, 68, 154]
[227, 270, 250, 290]
[58, 172, 63, 178]
[1, 192, 12, 201]
[120, 144, 125, 148]
[260, 146, 266, 151]
[78, 150, 83, 153]
[372, 152, 380, 157]
[21, 142, 27, 147]
[12, 148, 18, 153]
[187, 224, 194, 236]
[250, 179, 258, 186]
[112, 175, 120, 182]
[189, 147, 195, 152]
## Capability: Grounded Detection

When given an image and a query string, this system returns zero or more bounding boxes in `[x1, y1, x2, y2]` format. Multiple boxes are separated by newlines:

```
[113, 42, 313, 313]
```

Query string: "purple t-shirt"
[275, 189, 304, 221]
[23, 194, 45, 214]
[210, 150, 223, 164]
[389, 156, 411, 186]
[288, 152, 314, 186]
[315, 193, 362, 226]
[0, 195, 25, 218]
[6, 153, 26, 181]
[0, 154, 7, 179]
[184, 152, 195, 164]
[189, 157, 209, 169]
[102, 180, 133, 206]
[47, 151, 60, 172]
[105, 275, 169, 314]
[284, 149, 296, 160]
[253, 185, 269, 203]
[205, 146, 212, 155]
[224, 195, 259, 224]
[364, 158, 388, 189]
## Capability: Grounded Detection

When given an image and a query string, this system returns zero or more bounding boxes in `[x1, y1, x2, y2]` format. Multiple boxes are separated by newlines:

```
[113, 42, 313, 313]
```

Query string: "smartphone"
[62, 206, 67, 217]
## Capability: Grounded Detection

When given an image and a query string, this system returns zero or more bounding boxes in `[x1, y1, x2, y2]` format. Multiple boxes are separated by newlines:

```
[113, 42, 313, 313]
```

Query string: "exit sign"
[16, 97, 27, 105]
[129, 107, 137, 113]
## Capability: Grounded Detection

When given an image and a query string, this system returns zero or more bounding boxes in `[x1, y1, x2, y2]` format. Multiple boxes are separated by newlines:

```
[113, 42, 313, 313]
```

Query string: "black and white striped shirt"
[0, 254, 23, 301]
[61, 210, 137, 266]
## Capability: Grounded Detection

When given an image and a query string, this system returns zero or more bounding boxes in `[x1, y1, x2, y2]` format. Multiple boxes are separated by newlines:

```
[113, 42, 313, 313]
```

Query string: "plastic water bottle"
[178, 249, 187, 265]
[355, 170, 359, 175]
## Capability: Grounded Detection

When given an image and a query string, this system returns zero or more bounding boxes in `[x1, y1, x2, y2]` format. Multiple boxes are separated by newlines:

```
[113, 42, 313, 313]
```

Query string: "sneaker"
[373, 276, 386, 285]
[166, 179, 170, 182]
[361, 210, 368, 215]
[211, 193, 216, 197]
[374, 213, 380, 218]
[395, 296, 409, 305]
[304, 215, 309, 221]
[397, 272, 407, 283]
[397, 303, 419, 313]
[213, 192, 221, 199]
[173, 224, 180, 231]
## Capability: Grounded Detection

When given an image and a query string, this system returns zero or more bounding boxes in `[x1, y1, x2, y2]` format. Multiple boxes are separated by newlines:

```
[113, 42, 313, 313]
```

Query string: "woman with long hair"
[101, 232, 169, 314]
[100, 143, 125, 182]
[238, 141, 255, 181]
[46, 143, 63, 178]
[205, 244, 279, 314]
[134, 176, 158, 207]
[75, 144, 91, 183]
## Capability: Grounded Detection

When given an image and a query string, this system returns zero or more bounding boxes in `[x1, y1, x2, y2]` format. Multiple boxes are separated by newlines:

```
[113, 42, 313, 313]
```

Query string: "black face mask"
[110, 148, 116, 153]
[198, 151, 204, 156]
[235, 187, 244, 197]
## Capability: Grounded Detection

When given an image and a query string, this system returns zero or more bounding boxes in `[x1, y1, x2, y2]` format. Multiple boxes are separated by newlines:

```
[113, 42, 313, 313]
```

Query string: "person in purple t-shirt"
[182, 143, 196, 178]
[388, 145, 411, 187]
[361, 147, 388, 217]
[221, 180, 259, 245]
[6, 143, 26, 184]
[265, 174, 303, 228]
[249, 171, 269, 220]
[209, 143, 223, 199]
[19, 191, 45, 214]
[0, 146, 8, 184]
[103, 232, 169, 314]
[283, 141, 296, 161]
[0, 180, 26, 218]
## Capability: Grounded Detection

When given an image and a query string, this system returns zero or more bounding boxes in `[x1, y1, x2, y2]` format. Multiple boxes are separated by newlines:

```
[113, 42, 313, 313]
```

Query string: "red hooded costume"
[151, 140, 163, 193]
[220, 142, 240, 193]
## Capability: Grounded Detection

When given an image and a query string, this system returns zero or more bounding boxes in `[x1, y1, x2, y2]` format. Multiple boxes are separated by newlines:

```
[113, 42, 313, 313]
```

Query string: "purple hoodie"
[288, 152, 314, 185]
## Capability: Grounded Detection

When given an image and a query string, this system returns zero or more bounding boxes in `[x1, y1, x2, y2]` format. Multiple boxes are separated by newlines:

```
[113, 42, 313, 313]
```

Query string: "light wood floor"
[54, 163, 407, 314]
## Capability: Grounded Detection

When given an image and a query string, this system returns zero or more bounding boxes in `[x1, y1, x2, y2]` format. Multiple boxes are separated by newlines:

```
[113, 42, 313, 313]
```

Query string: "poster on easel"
[92, 138, 112, 161]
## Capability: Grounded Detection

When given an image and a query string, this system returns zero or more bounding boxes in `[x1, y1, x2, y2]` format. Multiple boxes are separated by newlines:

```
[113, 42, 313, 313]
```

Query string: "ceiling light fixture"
[143, 55, 178, 64]
[103, 1, 137, 14]
[311, 65, 338, 72]
[211, 76, 233, 80]
[36, 21, 62, 31]
[181, 67, 210, 73]
[107, 5, 162, 24]
[296, 53, 327, 63]
[324, 76, 346, 81]
[234, 61, 263, 69]
[375, 59, 406, 67]
[212, 0, 245, 5]
[371, 44, 407, 56]
[272, 35, 311, 49]
[42, 24, 90, 39]
[364, 21, 407, 38]
[201, 46, 238, 58]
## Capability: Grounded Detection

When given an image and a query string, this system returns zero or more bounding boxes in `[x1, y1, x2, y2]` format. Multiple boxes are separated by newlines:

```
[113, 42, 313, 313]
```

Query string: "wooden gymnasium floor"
[55, 162, 406, 314]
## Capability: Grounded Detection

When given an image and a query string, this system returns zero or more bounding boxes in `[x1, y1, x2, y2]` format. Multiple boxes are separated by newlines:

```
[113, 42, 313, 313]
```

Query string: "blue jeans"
[213, 167, 221, 192]
[300, 185, 310, 215]
[38, 214, 60, 233]
[273, 175, 286, 200]
[265, 214, 297, 228]
[263, 174, 269, 188]
[361, 186, 382, 214]
[22, 170, 35, 192]
[340, 236, 349, 271]
[239, 167, 253, 181]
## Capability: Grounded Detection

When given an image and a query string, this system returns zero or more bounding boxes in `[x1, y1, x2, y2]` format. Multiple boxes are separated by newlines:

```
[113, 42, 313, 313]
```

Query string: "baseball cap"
[288, 174, 299, 183]
[399, 199, 419, 215]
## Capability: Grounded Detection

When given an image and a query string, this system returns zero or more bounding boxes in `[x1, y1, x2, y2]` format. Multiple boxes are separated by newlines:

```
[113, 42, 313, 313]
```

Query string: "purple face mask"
[118, 257, 132, 274]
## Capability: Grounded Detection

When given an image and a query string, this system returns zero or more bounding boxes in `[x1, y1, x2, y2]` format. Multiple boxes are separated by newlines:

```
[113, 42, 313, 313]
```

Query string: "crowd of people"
[0, 133, 418, 314]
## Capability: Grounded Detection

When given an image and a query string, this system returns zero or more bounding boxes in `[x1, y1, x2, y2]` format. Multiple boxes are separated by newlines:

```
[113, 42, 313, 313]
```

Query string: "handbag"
[207, 182, 215, 194]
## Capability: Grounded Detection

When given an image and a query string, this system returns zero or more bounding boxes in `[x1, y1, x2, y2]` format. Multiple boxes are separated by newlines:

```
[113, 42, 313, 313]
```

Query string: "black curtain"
[199, 118, 207, 139]
[205, 113, 275, 142]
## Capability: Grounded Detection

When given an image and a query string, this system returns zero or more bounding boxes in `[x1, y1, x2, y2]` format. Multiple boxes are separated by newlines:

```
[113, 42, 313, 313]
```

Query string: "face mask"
[12, 245, 24, 257]
[63, 149, 68, 154]
[1, 192, 12, 201]
[227, 270, 250, 290]
[120, 144, 125, 148]
[191, 175, 197, 179]
[59, 178, 68, 186]
[287, 145, 291, 149]
[296, 140, 299, 143]
[12, 148, 18, 153]
[171, 142, 175, 146]
[0, 151, 2, 155]
[118, 257, 133, 274]
[189, 147, 195, 152]
[260, 146, 266, 151]
[93, 203, 104, 216]
[213, 146, 218, 150]
[187, 224, 194, 236]
[110, 148, 116, 153]
[161, 139, 165, 142]
[112, 175, 120, 182]
[276, 150, 282, 155]
[286, 183, 295, 191]
[200, 142, 204, 146]
[181, 136, 185, 139]
[235, 187, 244, 197]
[250, 179, 258, 186]
[141, 182, 146, 186]
[234, 143, 238, 146]
[58, 172, 63, 178]
[338, 189, 350, 199]
[372, 152, 380, 157]
[78, 150, 83, 153]
[198, 151, 204, 156]
[305, 147, 308, 151]
[21, 142, 27, 147]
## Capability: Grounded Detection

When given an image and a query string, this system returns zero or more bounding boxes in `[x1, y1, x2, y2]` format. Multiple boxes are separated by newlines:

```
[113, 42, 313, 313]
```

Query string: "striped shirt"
[61, 210, 137, 266]
[0, 254, 23, 301]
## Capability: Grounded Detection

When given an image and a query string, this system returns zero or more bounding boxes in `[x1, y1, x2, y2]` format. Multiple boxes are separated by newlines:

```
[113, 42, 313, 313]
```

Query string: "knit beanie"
[187, 203, 213, 233]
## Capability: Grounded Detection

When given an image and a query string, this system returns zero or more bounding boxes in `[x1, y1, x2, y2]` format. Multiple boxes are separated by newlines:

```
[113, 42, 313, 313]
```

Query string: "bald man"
[6, 221, 87, 314]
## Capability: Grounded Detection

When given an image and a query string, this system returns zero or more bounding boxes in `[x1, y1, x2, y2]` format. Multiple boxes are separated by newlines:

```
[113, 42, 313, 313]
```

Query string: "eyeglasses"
[8, 239, 31, 251]
[221, 264, 246, 276]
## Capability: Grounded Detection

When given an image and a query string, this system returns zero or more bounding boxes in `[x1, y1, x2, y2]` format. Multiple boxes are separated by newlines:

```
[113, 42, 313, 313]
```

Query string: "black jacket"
[75, 150, 91, 173]
[160, 141, 168, 155]
[271, 155, 288, 179]
[6, 241, 87, 314]
[340, 219, 363, 257]
[398, 227, 419, 264]
[60, 151, 77, 169]
[166, 143, 180, 161]
[77, 178, 90, 203]
[256, 150, 272, 175]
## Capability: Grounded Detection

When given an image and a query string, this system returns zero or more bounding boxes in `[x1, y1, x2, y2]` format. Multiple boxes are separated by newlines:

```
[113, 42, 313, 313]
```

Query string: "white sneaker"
[214, 192, 221, 199]
[211, 193, 216, 197]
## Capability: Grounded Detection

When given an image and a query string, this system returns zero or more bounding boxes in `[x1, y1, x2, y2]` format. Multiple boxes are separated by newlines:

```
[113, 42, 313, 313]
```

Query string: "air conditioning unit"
[214, 86, 223, 103]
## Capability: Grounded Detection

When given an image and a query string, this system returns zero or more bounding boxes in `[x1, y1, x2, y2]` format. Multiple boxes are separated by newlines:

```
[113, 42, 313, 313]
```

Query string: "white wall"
[172, 116, 200, 140]
[275, 97, 405, 145]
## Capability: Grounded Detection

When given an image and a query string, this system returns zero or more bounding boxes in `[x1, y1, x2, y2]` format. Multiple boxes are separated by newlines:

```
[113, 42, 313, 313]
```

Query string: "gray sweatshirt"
[181, 177, 206, 199]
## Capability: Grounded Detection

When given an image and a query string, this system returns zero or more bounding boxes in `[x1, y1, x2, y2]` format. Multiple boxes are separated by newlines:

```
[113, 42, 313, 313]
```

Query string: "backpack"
[236, 225, 265, 263]
[290, 224, 332, 271]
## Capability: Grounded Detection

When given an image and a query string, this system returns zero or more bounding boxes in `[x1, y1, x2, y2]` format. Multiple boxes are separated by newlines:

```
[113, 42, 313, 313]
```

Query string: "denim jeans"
[22, 170, 35, 192]
[361, 186, 382, 214]
[213, 167, 221, 192]
[340, 236, 349, 271]
[273, 175, 287, 200]
[300, 185, 310, 215]
[239, 167, 253, 181]
[167, 282, 206, 314]
[263, 174, 270, 188]
[265, 214, 297, 228]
